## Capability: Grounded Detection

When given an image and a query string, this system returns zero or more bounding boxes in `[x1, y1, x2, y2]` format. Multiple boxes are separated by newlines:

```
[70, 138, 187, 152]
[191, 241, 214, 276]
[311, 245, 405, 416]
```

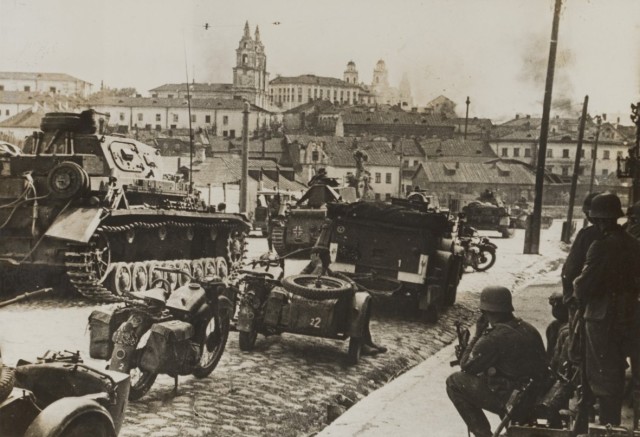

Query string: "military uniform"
[561, 225, 602, 305]
[574, 224, 640, 425]
[446, 318, 547, 437]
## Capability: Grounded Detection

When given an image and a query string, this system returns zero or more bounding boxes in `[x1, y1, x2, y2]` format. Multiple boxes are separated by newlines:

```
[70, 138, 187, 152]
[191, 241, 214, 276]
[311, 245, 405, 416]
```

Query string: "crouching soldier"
[446, 286, 548, 437]
[546, 291, 570, 373]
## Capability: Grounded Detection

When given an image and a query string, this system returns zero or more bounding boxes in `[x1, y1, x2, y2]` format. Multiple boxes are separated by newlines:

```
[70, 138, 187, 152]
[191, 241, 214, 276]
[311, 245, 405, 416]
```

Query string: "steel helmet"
[479, 286, 514, 313]
[589, 192, 624, 219]
[582, 192, 601, 214]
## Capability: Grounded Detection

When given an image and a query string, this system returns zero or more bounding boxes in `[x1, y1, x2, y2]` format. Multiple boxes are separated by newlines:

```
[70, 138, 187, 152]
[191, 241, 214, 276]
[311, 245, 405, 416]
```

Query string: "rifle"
[450, 321, 471, 367]
[492, 380, 535, 437]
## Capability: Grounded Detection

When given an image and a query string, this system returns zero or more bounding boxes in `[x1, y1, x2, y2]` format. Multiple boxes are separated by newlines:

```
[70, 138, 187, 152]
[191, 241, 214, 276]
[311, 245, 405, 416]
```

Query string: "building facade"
[0, 72, 92, 97]
[269, 75, 362, 110]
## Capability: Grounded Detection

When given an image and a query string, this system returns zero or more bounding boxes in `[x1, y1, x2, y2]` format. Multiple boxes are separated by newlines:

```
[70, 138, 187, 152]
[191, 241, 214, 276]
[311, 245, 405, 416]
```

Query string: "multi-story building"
[269, 75, 362, 110]
[0, 91, 83, 123]
[149, 22, 269, 108]
[0, 72, 92, 97]
[85, 96, 270, 138]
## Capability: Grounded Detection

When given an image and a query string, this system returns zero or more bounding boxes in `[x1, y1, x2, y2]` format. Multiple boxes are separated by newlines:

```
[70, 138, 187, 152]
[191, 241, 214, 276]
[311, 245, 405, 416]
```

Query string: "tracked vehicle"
[0, 110, 250, 302]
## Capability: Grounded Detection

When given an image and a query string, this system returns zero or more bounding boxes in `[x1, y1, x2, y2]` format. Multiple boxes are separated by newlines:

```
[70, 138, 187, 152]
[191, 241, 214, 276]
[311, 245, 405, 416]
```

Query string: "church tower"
[399, 72, 413, 107]
[233, 21, 269, 107]
[343, 61, 359, 84]
[372, 60, 389, 88]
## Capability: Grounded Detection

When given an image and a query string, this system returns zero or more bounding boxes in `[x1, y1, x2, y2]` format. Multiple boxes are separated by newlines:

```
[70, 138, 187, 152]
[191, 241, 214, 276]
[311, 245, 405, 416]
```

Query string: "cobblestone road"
[0, 224, 566, 436]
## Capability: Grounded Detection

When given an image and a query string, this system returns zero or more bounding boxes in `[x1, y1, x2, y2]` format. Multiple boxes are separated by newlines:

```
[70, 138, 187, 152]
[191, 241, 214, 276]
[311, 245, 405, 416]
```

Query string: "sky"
[1, 0, 639, 122]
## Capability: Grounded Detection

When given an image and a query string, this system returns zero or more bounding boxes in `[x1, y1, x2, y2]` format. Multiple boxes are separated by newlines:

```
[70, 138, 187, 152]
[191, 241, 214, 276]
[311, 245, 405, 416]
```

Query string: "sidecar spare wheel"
[281, 274, 353, 300]
[47, 161, 89, 199]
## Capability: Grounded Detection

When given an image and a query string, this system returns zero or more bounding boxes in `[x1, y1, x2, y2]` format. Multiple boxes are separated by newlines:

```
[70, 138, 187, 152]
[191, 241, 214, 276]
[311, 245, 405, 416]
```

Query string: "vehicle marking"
[310, 317, 322, 328]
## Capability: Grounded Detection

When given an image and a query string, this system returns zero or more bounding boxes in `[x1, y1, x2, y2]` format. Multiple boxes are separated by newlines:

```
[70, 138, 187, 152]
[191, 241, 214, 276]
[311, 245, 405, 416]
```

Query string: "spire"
[243, 21, 250, 38]
[255, 25, 261, 42]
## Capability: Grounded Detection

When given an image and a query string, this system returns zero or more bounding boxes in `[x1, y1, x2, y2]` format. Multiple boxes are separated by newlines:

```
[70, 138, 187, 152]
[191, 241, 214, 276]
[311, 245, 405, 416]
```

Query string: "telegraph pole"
[464, 96, 470, 140]
[240, 102, 250, 213]
[588, 115, 602, 193]
[524, 0, 562, 254]
[562, 95, 588, 244]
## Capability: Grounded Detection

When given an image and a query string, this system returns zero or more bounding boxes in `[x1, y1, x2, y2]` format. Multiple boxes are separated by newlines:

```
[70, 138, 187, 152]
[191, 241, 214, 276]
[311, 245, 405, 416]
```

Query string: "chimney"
[515, 114, 520, 120]
[177, 157, 182, 172]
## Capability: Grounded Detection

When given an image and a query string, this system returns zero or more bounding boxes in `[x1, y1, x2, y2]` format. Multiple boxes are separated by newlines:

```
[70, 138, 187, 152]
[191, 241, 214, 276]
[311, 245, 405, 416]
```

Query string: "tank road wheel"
[163, 262, 178, 291]
[0, 365, 15, 403]
[271, 225, 286, 256]
[203, 258, 217, 277]
[128, 329, 157, 401]
[347, 337, 363, 365]
[107, 263, 132, 296]
[147, 261, 163, 289]
[192, 310, 230, 378]
[282, 275, 353, 300]
[131, 262, 149, 292]
[175, 260, 191, 287]
[215, 257, 228, 279]
[191, 260, 205, 280]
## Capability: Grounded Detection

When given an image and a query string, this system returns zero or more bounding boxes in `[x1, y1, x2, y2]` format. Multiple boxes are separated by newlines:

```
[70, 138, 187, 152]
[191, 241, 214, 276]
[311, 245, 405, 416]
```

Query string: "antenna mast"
[184, 43, 194, 194]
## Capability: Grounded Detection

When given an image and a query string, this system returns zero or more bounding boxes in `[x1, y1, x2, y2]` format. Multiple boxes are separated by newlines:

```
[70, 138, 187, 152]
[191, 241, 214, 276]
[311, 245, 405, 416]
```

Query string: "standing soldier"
[574, 192, 640, 426]
[446, 286, 547, 437]
[266, 194, 281, 252]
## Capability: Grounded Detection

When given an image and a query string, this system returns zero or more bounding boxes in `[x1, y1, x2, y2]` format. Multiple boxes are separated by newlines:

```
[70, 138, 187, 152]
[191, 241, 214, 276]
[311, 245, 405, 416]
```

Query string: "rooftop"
[0, 72, 91, 84]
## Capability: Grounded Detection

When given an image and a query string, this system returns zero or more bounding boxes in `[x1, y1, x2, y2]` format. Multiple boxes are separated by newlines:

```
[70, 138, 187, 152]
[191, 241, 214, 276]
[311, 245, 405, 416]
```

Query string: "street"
[0, 223, 567, 437]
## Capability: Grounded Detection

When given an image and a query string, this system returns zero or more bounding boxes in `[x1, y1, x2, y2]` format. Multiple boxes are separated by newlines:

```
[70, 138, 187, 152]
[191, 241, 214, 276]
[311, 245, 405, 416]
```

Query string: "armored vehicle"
[323, 199, 463, 322]
[461, 190, 514, 238]
[0, 110, 250, 301]
[510, 200, 553, 230]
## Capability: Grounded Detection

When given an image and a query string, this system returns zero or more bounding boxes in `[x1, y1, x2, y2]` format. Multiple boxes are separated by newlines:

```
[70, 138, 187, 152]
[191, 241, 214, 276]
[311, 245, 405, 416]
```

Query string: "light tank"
[0, 110, 250, 302]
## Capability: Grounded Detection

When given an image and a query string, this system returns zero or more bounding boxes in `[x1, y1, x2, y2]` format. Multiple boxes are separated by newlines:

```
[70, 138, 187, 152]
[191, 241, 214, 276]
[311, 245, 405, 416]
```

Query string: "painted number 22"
[309, 317, 322, 328]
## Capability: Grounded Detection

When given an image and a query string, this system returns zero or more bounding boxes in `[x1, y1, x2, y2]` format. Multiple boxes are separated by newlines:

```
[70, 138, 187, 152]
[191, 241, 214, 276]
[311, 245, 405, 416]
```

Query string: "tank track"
[64, 220, 247, 303]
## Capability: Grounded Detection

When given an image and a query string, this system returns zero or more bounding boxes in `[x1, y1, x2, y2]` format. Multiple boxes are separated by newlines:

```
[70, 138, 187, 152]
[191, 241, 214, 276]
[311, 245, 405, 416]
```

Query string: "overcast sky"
[1, 0, 639, 122]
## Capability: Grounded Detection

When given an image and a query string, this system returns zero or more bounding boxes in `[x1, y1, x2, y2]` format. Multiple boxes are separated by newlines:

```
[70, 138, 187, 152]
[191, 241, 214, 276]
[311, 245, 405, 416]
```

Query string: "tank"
[461, 190, 514, 238]
[0, 110, 250, 302]
[510, 199, 553, 230]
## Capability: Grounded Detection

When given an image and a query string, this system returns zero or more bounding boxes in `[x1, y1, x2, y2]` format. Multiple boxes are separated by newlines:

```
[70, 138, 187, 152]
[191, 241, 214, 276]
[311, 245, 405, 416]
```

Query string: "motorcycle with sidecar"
[0, 289, 130, 437]
[235, 249, 384, 365]
[88, 270, 232, 400]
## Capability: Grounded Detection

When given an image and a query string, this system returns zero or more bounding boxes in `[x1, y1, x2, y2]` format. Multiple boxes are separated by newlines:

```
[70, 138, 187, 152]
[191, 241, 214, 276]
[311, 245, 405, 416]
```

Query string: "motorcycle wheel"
[347, 337, 362, 365]
[192, 311, 230, 378]
[128, 329, 157, 401]
[282, 275, 353, 300]
[472, 248, 496, 272]
[239, 329, 258, 352]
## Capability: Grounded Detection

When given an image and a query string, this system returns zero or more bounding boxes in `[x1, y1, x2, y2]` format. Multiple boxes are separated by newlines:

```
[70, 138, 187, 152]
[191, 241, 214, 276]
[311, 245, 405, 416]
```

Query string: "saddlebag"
[287, 295, 341, 337]
[140, 320, 197, 375]
[264, 288, 289, 326]
[88, 308, 129, 359]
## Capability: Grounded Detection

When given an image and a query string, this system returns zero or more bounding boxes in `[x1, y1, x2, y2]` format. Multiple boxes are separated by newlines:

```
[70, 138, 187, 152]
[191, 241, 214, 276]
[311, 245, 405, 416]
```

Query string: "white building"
[0, 72, 92, 97]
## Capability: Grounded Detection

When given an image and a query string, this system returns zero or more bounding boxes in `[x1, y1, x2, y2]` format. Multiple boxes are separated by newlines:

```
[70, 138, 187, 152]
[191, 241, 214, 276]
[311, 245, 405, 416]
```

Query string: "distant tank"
[510, 199, 553, 230]
[461, 189, 514, 238]
[0, 110, 250, 302]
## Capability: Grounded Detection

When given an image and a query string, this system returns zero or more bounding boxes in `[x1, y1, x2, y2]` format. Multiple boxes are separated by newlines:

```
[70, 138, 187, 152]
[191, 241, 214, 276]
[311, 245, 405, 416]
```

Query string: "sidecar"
[237, 273, 372, 364]
[0, 351, 130, 437]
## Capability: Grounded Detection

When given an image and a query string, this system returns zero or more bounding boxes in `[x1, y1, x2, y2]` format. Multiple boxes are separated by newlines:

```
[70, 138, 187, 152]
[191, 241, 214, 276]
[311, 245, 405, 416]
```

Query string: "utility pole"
[240, 102, 250, 213]
[632, 103, 640, 204]
[524, 0, 562, 254]
[561, 95, 588, 244]
[398, 139, 404, 197]
[588, 115, 602, 193]
[464, 96, 470, 140]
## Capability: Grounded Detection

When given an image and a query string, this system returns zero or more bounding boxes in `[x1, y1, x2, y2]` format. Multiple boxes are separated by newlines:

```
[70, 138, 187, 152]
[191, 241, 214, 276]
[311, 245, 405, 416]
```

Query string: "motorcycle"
[235, 248, 385, 365]
[458, 225, 497, 272]
[88, 270, 232, 401]
[1, 289, 130, 437]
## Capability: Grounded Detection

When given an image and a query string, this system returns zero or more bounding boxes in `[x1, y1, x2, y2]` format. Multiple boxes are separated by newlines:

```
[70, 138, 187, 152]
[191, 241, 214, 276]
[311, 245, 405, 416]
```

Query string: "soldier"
[573, 192, 640, 426]
[625, 200, 640, 240]
[446, 286, 547, 437]
[546, 291, 568, 365]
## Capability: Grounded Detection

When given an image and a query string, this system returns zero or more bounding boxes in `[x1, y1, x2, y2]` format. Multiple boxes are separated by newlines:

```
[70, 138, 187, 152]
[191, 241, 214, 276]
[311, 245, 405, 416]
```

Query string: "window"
[546, 165, 554, 172]
[346, 91, 350, 101]
[578, 166, 585, 175]
[205, 115, 211, 123]
[375, 172, 381, 183]
[137, 113, 143, 122]
[172, 114, 179, 123]
[24, 86, 30, 92]
[524, 148, 531, 158]
[242, 54, 248, 65]
[603, 150, 610, 160]
[403, 160, 409, 168]
[5, 110, 9, 116]
[546, 150, 553, 158]
[155, 125, 161, 131]
[311, 150, 319, 161]
[385, 193, 392, 201]
[580, 149, 585, 158]
[562, 149, 569, 158]
[145, 124, 151, 130]
[167, 94, 174, 98]
[320, 89, 323, 99]
[591, 149, 596, 159]
[222, 130, 228, 137]
[229, 129, 236, 138]
[170, 124, 177, 129]
[561, 166, 569, 176]
[0, 85, 4, 91]
[602, 168, 609, 176]
[385, 173, 392, 184]
[223, 115, 229, 125]
[191, 114, 196, 123]
[49, 87, 56, 93]
[375, 193, 381, 200]
[501, 148, 508, 157]
[513, 148, 520, 157]
[155, 114, 161, 122]
[119, 113, 125, 122]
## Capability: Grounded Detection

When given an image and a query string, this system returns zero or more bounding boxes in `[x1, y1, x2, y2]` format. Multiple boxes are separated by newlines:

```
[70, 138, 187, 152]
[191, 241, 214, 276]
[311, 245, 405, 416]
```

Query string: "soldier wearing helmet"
[446, 286, 547, 437]
[625, 200, 640, 240]
[574, 192, 640, 426]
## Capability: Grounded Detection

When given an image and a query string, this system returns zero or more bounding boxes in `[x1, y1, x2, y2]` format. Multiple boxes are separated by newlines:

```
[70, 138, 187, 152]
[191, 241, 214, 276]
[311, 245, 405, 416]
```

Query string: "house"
[0, 105, 47, 145]
[420, 138, 498, 161]
[0, 91, 84, 123]
[0, 72, 92, 97]
[269, 74, 362, 111]
[84, 96, 271, 138]
[335, 110, 455, 138]
[285, 135, 402, 201]
[421, 95, 457, 118]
